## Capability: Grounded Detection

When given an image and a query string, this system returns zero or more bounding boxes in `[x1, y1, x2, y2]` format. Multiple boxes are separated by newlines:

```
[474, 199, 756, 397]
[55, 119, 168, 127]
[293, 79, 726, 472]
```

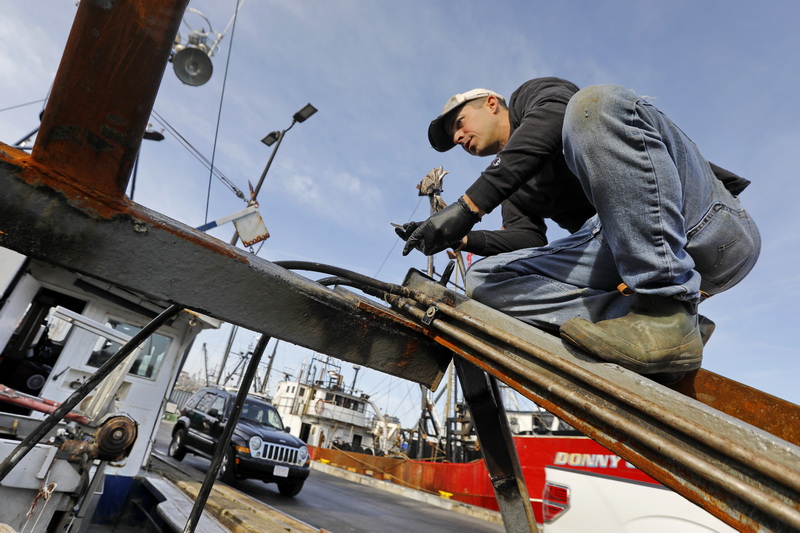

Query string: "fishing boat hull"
[310, 433, 656, 523]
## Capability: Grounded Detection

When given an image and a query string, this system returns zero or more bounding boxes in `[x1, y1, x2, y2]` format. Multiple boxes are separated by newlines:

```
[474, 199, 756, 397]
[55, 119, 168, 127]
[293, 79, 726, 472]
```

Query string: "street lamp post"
[229, 103, 317, 246]
[216, 103, 317, 391]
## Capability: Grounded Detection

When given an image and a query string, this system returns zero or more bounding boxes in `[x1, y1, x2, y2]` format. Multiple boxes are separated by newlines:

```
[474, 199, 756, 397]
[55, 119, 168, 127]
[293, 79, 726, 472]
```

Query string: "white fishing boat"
[0, 247, 220, 531]
[270, 355, 404, 456]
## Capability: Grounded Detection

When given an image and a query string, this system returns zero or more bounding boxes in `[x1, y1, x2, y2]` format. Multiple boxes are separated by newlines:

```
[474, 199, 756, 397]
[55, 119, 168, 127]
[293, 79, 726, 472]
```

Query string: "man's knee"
[564, 85, 624, 141]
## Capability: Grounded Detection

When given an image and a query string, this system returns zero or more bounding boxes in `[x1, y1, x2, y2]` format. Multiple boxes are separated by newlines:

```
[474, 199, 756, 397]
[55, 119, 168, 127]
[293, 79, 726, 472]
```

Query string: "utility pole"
[215, 324, 238, 385]
[202, 343, 210, 385]
[260, 339, 279, 394]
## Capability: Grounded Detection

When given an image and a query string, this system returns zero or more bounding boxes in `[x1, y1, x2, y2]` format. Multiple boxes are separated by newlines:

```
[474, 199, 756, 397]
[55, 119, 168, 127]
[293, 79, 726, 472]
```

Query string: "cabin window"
[320, 393, 366, 412]
[195, 392, 215, 413]
[183, 392, 202, 411]
[86, 320, 171, 380]
[0, 288, 86, 400]
[209, 395, 226, 416]
[241, 399, 283, 429]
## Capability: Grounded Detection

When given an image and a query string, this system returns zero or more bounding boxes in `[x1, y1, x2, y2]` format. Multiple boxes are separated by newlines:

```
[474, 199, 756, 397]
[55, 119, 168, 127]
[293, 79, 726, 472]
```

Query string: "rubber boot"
[698, 315, 715, 346]
[648, 315, 715, 385]
[559, 294, 704, 374]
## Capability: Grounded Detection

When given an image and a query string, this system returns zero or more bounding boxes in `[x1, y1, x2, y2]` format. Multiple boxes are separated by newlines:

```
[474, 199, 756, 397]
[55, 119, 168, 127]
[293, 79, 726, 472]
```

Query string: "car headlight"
[298, 445, 309, 464]
[249, 436, 263, 454]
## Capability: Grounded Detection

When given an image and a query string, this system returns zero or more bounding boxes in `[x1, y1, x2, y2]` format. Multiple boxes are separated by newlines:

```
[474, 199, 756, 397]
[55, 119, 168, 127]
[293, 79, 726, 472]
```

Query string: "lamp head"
[172, 47, 213, 86]
[293, 103, 318, 123]
[143, 129, 165, 141]
[261, 131, 281, 147]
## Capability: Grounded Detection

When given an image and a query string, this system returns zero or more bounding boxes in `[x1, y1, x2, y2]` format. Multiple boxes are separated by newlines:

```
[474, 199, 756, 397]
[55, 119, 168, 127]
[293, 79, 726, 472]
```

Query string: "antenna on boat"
[350, 365, 361, 393]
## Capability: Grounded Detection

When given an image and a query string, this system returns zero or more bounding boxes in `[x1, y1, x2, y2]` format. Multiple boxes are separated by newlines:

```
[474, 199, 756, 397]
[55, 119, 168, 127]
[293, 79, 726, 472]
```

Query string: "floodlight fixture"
[171, 8, 220, 87]
[293, 103, 318, 123]
[261, 131, 281, 147]
[143, 129, 165, 142]
[172, 31, 214, 86]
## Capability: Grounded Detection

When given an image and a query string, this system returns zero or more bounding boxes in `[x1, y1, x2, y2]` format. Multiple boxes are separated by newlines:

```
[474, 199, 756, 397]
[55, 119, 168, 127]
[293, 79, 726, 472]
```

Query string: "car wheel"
[277, 479, 304, 497]
[168, 428, 187, 461]
[217, 447, 237, 483]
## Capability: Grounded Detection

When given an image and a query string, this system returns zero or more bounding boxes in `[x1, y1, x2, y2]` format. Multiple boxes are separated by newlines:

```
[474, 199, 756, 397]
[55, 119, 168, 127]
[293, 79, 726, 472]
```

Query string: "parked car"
[169, 386, 310, 496]
[542, 466, 736, 532]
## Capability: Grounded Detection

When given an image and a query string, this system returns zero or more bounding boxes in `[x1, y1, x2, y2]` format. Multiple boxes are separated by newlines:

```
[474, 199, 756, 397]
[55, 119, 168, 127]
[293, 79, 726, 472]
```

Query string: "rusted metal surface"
[310, 445, 500, 509]
[94, 414, 138, 461]
[32, 0, 189, 200]
[1, 0, 450, 387]
[396, 271, 800, 533]
[0, 145, 450, 388]
[0, 384, 90, 425]
[58, 415, 138, 463]
[671, 369, 800, 446]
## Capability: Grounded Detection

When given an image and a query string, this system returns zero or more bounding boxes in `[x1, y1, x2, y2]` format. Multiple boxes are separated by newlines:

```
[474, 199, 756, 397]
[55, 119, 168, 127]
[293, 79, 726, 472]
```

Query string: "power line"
[150, 109, 245, 201]
[204, 0, 244, 225]
[0, 99, 46, 114]
[372, 195, 424, 278]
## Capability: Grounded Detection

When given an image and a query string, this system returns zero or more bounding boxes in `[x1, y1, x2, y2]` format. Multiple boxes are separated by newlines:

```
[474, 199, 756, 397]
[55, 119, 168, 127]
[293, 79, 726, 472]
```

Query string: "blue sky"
[2, 1, 799, 427]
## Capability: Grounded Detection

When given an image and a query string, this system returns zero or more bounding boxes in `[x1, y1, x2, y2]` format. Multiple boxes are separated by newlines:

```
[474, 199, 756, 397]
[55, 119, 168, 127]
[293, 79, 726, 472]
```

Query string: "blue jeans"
[466, 85, 760, 332]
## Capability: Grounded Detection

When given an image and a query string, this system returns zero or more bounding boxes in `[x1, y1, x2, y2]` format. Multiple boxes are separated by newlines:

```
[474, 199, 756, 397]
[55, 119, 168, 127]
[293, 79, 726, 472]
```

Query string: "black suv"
[168, 386, 310, 496]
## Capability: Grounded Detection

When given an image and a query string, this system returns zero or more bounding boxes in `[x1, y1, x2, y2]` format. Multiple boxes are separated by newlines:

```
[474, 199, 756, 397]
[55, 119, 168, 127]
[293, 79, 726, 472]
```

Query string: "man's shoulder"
[510, 77, 580, 104]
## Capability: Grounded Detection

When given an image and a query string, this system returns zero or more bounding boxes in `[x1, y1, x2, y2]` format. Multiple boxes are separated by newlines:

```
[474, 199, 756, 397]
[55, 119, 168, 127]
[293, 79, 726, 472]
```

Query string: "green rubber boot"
[559, 294, 704, 374]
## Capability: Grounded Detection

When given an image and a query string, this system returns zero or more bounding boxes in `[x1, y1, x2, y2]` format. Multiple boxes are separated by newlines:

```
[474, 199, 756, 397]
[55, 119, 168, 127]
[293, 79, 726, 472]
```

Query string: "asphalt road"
[154, 420, 505, 533]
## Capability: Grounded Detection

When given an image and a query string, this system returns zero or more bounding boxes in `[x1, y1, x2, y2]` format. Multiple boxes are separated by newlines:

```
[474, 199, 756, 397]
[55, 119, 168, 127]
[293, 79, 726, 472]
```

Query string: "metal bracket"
[421, 305, 439, 325]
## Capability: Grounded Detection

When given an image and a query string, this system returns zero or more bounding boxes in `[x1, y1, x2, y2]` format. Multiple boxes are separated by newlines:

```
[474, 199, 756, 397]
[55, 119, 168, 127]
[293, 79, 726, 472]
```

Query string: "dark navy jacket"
[464, 77, 595, 256]
[463, 77, 749, 257]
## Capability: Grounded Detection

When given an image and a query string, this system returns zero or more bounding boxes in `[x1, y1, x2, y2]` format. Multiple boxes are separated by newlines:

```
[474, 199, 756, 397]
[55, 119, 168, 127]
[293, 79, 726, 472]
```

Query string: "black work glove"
[402, 198, 481, 256]
[394, 221, 421, 242]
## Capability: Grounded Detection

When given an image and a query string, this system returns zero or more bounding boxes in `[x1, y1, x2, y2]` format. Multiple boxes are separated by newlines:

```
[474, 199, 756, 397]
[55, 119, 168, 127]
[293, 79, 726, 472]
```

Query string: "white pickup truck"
[542, 466, 736, 532]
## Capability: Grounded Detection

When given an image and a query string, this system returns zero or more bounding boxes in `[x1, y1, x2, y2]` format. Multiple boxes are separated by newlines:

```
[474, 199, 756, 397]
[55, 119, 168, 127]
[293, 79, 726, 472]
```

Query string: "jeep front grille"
[253, 442, 302, 466]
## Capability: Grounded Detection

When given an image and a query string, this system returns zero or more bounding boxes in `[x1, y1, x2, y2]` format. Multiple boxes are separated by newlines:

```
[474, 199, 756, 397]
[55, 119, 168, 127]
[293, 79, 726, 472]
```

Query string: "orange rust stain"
[1, 141, 247, 263]
[671, 369, 800, 446]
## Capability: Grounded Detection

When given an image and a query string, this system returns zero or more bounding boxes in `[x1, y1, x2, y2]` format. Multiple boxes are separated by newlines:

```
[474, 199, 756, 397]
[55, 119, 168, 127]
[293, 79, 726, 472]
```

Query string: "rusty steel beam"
[32, 0, 189, 200]
[670, 369, 800, 446]
[0, 146, 450, 388]
[396, 270, 800, 533]
[0, 0, 451, 389]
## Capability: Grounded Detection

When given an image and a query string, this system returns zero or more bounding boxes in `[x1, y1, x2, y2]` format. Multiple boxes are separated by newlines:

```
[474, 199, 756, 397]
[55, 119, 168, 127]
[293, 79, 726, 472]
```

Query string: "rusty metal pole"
[32, 0, 189, 200]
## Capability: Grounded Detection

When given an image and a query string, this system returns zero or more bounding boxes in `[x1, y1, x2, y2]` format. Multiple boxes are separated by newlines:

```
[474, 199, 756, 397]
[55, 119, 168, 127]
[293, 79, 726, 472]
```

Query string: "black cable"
[273, 261, 414, 300]
[0, 99, 46, 114]
[313, 276, 389, 300]
[204, 0, 244, 225]
[277, 260, 465, 297]
[150, 109, 244, 200]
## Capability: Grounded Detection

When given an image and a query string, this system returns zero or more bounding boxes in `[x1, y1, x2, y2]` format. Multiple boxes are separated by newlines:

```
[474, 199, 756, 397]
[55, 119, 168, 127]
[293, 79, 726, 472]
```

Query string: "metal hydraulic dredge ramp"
[389, 269, 800, 533]
[0, 1, 798, 532]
